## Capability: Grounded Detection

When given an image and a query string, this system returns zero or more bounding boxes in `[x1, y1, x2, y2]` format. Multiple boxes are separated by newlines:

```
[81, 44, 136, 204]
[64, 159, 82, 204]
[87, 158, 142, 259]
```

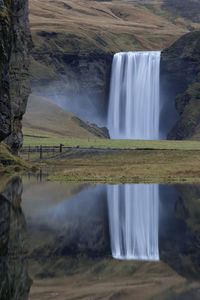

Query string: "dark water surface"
[0, 175, 200, 300]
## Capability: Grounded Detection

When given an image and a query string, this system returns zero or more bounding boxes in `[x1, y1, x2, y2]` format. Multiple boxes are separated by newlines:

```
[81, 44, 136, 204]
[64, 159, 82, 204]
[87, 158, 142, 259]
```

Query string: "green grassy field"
[22, 137, 200, 184]
[36, 147, 200, 184]
[23, 136, 200, 150]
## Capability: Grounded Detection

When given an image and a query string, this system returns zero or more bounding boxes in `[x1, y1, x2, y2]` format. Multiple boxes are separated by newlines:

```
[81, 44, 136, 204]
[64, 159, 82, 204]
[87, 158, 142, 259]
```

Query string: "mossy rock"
[161, 31, 200, 140]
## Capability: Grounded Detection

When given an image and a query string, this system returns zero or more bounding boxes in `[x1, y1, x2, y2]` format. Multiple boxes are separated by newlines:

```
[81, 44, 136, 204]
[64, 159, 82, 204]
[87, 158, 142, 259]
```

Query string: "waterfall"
[107, 184, 159, 261]
[108, 51, 161, 140]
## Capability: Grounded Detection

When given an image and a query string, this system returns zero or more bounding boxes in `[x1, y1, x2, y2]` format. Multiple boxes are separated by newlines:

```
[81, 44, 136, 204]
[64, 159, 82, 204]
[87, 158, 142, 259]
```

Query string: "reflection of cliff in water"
[162, 184, 200, 280]
[28, 185, 110, 258]
[1, 176, 200, 300]
[0, 177, 31, 300]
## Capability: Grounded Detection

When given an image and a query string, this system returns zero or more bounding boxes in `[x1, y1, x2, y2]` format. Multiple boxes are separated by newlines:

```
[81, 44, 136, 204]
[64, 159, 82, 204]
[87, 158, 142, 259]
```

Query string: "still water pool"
[0, 174, 200, 300]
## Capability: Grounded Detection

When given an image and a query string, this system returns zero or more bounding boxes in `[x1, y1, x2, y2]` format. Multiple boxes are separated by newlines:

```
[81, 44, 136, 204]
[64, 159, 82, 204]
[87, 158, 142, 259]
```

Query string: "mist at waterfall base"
[34, 87, 108, 127]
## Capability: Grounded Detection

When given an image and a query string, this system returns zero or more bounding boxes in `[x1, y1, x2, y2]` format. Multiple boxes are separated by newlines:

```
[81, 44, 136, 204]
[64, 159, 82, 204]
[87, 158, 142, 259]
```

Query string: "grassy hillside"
[22, 94, 108, 139]
[29, 0, 198, 55]
[163, 0, 200, 24]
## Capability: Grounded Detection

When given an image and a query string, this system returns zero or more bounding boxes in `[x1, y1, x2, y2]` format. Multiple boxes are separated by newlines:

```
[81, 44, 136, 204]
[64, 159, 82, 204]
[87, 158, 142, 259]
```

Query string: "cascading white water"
[107, 184, 159, 261]
[107, 52, 160, 261]
[108, 51, 161, 139]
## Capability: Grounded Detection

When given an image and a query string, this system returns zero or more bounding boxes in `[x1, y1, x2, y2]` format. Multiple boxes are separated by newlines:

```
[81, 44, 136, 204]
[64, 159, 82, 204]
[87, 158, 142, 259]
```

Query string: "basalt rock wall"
[0, 0, 31, 152]
[161, 31, 200, 140]
[31, 32, 113, 125]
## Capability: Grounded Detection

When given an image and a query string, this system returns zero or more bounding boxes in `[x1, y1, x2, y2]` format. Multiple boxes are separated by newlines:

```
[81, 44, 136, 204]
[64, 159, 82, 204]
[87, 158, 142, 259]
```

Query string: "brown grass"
[29, 0, 198, 52]
[43, 149, 200, 183]
[23, 94, 102, 139]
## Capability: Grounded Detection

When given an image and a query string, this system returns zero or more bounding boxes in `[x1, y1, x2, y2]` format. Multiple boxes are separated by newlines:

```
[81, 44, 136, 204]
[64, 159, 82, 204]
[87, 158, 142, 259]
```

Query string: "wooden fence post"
[40, 145, 43, 159]
[28, 145, 30, 161]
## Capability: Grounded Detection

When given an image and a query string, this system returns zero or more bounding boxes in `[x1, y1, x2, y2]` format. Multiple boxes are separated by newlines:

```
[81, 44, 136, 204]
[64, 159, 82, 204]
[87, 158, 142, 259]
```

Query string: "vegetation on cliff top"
[29, 0, 197, 54]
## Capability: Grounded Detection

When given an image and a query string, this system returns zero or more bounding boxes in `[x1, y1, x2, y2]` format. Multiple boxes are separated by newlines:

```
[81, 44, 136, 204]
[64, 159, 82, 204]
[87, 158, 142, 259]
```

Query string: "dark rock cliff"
[161, 31, 200, 140]
[0, 1, 12, 142]
[0, 0, 31, 152]
[31, 33, 113, 125]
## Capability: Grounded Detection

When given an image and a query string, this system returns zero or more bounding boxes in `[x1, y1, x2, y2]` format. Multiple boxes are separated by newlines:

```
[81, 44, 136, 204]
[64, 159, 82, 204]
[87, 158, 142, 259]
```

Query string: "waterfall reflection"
[107, 184, 159, 261]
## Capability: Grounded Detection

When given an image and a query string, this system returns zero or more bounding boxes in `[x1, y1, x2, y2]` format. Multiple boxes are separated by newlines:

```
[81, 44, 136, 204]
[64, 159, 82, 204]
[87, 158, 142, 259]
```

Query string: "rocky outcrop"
[72, 116, 110, 138]
[0, 0, 31, 152]
[161, 31, 200, 140]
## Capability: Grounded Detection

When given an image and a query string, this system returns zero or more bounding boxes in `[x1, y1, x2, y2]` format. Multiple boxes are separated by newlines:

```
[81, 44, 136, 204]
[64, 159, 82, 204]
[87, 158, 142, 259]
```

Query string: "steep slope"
[30, 0, 189, 51]
[22, 94, 109, 139]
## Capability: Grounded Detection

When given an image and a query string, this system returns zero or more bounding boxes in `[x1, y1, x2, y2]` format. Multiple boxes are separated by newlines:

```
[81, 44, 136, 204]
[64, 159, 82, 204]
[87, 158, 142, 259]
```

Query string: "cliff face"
[161, 31, 200, 140]
[31, 40, 113, 125]
[0, 1, 12, 141]
[0, 0, 31, 152]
